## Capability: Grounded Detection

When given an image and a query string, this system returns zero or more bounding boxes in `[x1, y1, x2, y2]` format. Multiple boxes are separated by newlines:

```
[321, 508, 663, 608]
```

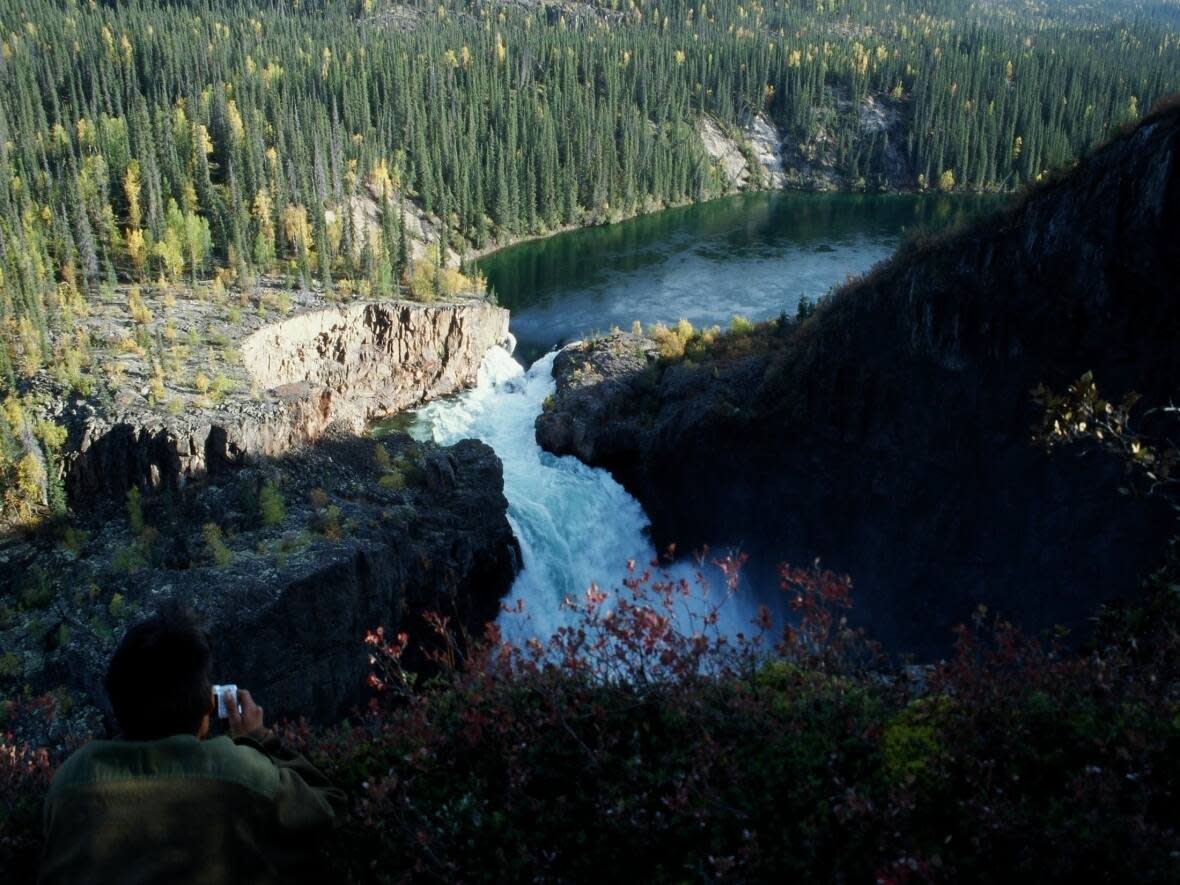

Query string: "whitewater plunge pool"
[377, 191, 999, 642]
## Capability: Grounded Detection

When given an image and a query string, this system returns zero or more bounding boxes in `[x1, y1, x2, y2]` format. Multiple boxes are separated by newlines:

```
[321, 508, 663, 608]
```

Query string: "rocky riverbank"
[537, 104, 1180, 658]
[2, 429, 520, 737]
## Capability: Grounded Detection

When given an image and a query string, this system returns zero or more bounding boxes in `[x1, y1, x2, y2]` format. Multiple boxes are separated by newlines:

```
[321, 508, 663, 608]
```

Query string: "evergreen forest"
[0, 0, 1178, 509]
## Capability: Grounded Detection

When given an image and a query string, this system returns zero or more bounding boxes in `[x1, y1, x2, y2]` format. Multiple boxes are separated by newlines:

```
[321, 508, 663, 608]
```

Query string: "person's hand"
[224, 688, 265, 739]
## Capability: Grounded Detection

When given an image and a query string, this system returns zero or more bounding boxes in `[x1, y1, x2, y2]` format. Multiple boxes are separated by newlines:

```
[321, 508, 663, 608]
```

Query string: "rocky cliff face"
[698, 116, 752, 189]
[698, 113, 787, 191]
[64, 300, 509, 502]
[744, 114, 787, 188]
[204, 437, 520, 723]
[699, 93, 913, 194]
[6, 432, 520, 726]
[780, 92, 913, 191]
[240, 302, 508, 419]
[1, 297, 519, 731]
[539, 105, 1180, 658]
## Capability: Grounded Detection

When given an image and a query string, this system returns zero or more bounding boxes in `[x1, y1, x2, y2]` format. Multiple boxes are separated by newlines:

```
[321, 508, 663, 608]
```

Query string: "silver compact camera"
[212, 684, 240, 719]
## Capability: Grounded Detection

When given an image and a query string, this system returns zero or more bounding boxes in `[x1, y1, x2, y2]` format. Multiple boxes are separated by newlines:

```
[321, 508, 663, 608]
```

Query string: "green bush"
[0, 652, 21, 678]
[648, 318, 695, 360]
[729, 313, 755, 335]
[377, 470, 406, 491]
[19, 566, 54, 609]
[202, 523, 232, 566]
[125, 486, 145, 535]
[258, 481, 286, 528]
[313, 505, 342, 539]
[372, 444, 391, 471]
[107, 593, 127, 619]
[111, 545, 147, 575]
[209, 374, 234, 401]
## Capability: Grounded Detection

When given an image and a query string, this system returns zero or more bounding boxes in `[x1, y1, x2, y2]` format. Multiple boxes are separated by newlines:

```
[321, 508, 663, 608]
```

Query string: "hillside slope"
[537, 103, 1180, 657]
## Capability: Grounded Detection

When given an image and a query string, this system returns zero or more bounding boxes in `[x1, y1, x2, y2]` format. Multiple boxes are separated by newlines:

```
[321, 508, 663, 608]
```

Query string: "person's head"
[105, 603, 214, 740]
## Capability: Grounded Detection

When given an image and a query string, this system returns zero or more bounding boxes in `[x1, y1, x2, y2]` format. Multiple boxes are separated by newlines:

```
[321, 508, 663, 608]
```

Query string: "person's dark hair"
[105, 603, 213, 740]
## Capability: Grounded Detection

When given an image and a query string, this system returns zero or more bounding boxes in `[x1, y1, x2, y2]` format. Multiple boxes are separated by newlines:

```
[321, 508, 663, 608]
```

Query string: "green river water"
[479, 191, 1000, 364]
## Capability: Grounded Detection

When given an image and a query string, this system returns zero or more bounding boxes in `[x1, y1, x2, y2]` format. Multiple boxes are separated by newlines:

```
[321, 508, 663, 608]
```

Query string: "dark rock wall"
[203, 439, 519, 722]
[36, 438, 520, 725]
[538, 106, 1180, 658]
[20, 297, 520, 727]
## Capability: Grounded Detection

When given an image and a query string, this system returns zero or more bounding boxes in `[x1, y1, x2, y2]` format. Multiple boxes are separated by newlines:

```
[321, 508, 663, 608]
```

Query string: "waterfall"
[410, 345, 766, 644]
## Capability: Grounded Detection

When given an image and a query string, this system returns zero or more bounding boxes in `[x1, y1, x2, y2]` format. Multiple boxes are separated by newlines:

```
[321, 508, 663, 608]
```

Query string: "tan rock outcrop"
[743, 114, 786, 188]
[241, 301, 509, 424]
[65, 300, 510, 500]
[697, 113, 786, 190]
[698, 116, 751, 189]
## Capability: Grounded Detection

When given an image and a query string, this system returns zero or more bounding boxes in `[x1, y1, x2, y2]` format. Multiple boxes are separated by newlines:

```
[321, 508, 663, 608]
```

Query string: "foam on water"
[410, 345, 765, 643]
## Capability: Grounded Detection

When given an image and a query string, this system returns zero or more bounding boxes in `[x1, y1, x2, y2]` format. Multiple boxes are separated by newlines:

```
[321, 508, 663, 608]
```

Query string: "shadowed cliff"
[1, 431, 520, 730]
[537, 101, 1180, 658]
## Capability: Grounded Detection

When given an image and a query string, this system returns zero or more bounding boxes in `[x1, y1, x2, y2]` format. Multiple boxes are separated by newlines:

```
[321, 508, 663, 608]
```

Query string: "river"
[382, 192, 998, 642]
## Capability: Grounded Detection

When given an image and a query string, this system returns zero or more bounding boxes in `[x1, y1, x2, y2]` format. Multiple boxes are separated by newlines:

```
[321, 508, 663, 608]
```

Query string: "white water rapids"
[408, 344, 767, 643]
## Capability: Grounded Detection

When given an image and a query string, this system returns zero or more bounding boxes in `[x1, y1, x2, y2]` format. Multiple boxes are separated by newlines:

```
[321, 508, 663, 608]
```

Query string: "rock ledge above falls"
[62, 297, 509, 501]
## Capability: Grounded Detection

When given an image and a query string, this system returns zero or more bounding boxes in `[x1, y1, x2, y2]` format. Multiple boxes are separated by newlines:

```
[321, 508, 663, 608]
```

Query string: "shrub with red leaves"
[278, 554, 1180, 883]
[1, 698, 62, 883]
[4, 559, 1179, 881]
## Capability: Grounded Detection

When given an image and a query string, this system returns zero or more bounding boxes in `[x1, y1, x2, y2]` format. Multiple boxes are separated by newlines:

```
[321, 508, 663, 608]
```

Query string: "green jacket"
[38, 731, 347, 885]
